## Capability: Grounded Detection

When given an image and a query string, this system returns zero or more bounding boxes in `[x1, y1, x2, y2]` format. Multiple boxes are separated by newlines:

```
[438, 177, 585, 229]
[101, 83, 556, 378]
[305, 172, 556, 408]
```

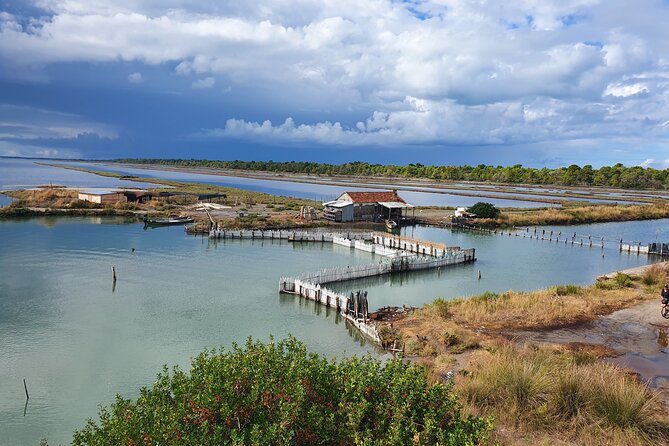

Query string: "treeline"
[112, 159, 669, 189]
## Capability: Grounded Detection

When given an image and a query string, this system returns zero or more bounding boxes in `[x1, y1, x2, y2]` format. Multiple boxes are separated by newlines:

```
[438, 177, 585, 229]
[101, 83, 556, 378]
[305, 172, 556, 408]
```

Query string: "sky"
[1, 0, 669, 168]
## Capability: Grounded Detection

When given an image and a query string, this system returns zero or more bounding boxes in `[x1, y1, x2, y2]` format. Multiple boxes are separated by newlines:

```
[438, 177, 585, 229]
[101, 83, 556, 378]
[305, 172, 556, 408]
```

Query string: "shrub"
[554, 284, 583, 296]
[614, 273, 634, 288]
[72, 338, 491, 446]
[466, 202, 500, 219]
[642, 264, 668, 287]
[431, 298, 452, 318]
[471, 291, 499, 304]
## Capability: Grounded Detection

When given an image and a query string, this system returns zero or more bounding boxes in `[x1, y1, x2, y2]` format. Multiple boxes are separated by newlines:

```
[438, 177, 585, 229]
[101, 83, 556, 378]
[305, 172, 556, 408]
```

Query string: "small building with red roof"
[323, 190, 412, 222]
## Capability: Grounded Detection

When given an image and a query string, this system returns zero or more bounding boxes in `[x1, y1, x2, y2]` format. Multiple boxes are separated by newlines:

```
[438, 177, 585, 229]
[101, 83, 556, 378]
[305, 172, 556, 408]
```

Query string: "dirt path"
[511, 299, 669, 405]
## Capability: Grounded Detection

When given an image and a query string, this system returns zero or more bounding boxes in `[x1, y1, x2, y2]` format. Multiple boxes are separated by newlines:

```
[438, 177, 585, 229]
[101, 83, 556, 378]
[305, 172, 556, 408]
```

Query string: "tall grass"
[457, 345, 668, 444]
[642, 263, 669, 288]
[430, 283, 646, 330]
[497, 203, 669, 227]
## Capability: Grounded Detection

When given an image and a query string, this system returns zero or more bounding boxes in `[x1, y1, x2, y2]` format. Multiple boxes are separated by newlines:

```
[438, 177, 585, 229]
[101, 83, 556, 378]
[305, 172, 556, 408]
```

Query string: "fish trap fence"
[280, 247, 476, 289]
[210, 229, 374, 242]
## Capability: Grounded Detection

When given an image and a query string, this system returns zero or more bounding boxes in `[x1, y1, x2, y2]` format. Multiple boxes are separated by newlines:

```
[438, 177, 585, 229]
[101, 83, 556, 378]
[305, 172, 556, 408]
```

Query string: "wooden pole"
[23, 379, 29, 400]
[112, 266, 117, 281]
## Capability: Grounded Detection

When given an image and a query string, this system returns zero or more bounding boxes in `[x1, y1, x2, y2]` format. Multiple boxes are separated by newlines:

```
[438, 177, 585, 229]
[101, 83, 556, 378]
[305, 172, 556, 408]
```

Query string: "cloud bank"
[1, 0, 669, 161]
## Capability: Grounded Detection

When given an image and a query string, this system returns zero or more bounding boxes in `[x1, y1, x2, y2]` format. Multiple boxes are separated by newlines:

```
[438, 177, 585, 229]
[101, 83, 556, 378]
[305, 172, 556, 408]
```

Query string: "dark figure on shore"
[662, 284, 669, 313]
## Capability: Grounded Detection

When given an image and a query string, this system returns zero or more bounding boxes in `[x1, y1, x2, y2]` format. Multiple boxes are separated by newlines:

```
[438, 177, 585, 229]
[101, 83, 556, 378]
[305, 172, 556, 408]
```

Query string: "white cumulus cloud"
[127, 72, 143, 83]
[192, 77, 215, 89]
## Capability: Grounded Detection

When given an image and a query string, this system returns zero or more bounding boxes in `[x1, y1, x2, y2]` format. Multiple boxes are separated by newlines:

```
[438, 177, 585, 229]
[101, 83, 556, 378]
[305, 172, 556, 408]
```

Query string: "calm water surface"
[0, 193, 11, 207]
[1, 216, 666, 445]
[329, 221, 664, 306]
[0, 217, 380, 446]
[0, 158, 159, 191]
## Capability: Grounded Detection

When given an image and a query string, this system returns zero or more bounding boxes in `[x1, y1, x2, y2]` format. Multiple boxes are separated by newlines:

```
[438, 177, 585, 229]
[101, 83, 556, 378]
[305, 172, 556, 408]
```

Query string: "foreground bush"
[72, 338, 491, 446]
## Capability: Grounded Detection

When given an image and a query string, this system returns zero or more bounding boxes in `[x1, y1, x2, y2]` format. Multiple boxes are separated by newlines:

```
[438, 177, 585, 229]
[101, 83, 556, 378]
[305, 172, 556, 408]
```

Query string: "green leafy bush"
[72, 337, 491, 446]
[466, 202, 500, 219]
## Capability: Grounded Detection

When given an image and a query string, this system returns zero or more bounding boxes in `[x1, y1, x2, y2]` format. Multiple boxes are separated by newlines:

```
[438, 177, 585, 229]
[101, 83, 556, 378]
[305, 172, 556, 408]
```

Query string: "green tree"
[72, 338, 491, 446]
[467, 202, 500, 219]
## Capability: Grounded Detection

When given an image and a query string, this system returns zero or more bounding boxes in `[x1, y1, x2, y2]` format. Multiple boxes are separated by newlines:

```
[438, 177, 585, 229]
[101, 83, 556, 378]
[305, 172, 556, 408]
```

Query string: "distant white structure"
[454, 207, 476, 218]
[78, 189, 127, 204]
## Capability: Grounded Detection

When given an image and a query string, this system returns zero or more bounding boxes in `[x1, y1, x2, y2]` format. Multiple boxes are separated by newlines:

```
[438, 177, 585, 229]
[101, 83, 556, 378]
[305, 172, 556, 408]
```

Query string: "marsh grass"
[641, 263, 669, 289]
[458, 344, 668, 445]
[431, 284, 646, 330]
[497, 203, 669, 227]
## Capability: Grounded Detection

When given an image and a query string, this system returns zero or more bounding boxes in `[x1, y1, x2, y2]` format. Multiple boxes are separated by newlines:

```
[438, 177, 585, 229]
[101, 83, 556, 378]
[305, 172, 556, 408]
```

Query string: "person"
[662, 284, 669, 314]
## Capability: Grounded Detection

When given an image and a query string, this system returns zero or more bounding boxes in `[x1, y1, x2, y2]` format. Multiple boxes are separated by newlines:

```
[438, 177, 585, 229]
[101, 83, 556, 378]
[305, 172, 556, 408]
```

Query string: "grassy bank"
[496, 203, 669, 227]
[383, 262, 669, 445]
[2, 166, 328, 230]
[41, 163, 316, 209]
[460, 343, 668, 445]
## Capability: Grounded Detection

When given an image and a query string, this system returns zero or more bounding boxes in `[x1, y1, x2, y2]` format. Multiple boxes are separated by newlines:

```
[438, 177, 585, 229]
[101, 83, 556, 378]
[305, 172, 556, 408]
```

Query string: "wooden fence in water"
[209, 228, 374, 242]
[278, 249, 475, 343]
[281, 249, 475, 289]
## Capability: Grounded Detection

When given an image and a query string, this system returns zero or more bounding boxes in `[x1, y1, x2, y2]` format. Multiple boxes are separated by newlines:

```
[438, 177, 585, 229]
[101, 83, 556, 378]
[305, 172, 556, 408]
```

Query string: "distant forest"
[112, 159, 669, 190]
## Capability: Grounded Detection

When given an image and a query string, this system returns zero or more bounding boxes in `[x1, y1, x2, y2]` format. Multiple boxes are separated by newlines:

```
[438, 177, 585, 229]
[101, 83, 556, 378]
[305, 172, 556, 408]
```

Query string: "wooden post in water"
[112, 266, 117, 282]
[23, 379, 29, 400]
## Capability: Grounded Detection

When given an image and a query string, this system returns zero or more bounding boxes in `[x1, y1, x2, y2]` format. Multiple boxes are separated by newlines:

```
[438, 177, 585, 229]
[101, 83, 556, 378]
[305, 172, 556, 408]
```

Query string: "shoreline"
[4, 162, 669, 228]
[374, 261, 669, 444]
[93, 161, 663, 205]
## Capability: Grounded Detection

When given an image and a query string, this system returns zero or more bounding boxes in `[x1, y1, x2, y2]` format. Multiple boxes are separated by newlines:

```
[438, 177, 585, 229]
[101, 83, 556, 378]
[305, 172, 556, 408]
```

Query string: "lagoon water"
[0, 158, 159, 191]
[1, 215, 665, 445]
[0, 217, 381, 445]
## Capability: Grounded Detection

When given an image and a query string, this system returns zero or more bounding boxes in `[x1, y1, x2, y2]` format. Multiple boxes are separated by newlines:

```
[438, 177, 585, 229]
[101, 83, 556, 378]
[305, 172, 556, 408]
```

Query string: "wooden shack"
[323, 190, 411, 222]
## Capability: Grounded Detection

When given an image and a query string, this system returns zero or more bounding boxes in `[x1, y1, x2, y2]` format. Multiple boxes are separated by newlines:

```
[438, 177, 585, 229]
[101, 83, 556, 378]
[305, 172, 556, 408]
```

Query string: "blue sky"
[1, 0, 669, 168]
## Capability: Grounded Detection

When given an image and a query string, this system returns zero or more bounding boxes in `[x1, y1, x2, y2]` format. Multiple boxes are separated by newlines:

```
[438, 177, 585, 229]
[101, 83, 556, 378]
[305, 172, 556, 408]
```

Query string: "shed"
[323, 200, 354, 222]
[323, 190, 411, 222]
[78, 189, 127, 204]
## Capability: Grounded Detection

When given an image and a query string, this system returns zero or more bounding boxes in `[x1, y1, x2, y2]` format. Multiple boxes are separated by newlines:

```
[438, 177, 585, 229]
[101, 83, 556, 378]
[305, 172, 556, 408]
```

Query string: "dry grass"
[389, 264, 669, 445]
[497, 203, 669, 227]
[456, 343, 669, 445]
[641, 262, 669, 290]
[429, 283, 649, 330]
[6, 188, 80, 207]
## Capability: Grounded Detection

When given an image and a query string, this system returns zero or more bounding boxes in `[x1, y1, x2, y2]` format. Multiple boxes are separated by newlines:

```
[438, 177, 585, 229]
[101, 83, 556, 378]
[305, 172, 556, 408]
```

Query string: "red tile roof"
[343, 191, 406, 203]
